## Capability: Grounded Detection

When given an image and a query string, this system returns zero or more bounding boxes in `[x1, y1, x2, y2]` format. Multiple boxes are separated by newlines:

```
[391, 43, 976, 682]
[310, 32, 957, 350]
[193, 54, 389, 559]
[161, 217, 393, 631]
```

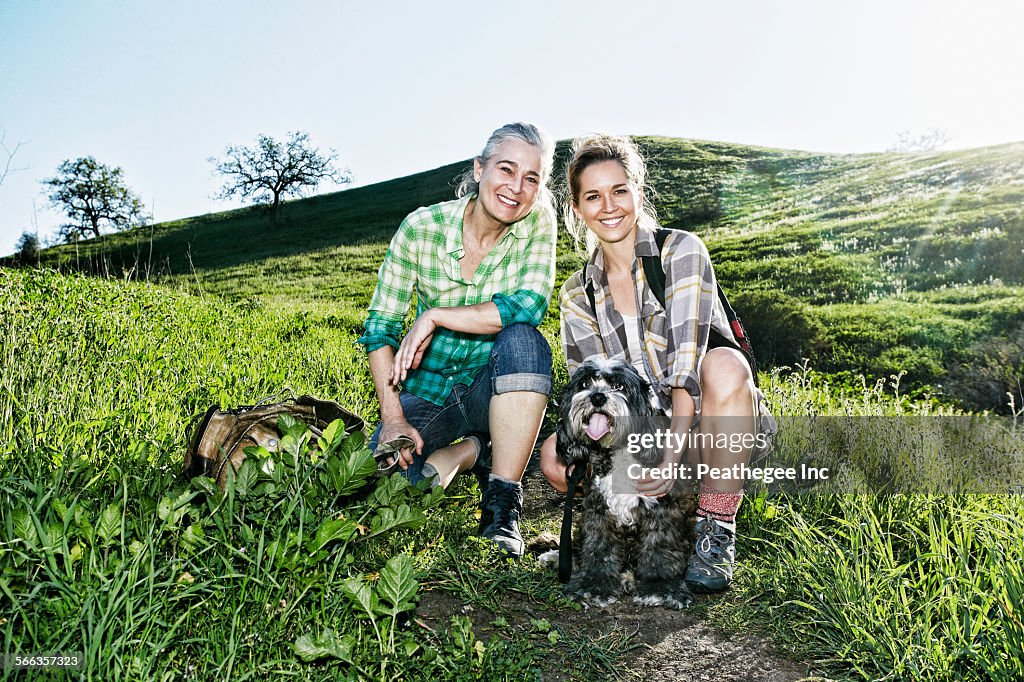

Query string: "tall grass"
[735, 492, 1024, 680]
[3, 268, 1023, 680]
[724, 366, 1024, 680]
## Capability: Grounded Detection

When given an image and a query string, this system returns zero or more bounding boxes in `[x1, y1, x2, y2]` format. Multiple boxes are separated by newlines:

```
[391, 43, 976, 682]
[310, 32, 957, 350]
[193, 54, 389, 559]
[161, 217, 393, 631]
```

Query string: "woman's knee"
[491, 323, 552, 394]
[700, 348, 753, 404]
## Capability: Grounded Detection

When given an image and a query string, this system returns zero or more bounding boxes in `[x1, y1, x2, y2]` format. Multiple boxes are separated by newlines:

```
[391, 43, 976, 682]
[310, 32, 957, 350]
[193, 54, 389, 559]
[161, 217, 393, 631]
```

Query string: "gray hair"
[456, 122, 556, 198]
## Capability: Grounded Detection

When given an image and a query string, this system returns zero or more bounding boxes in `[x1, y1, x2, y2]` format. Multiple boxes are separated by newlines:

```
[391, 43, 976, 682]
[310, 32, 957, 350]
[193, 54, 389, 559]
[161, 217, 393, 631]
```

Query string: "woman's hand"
[637, 440, 686, 498]
[377, 419, 424, 470]
[390, 312, 438, 385]
[540, 433, 586, 496]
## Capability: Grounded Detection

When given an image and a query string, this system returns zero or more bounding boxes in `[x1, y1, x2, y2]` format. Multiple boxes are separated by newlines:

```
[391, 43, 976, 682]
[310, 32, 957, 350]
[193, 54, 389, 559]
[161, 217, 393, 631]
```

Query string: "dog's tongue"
[585, 413, 611, 441]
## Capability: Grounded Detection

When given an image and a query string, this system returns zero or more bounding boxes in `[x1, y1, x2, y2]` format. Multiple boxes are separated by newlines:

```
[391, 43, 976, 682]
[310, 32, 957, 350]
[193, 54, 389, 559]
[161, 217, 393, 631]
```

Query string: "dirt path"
[417, 589, 824, 681]
[417, 465, 830, 681]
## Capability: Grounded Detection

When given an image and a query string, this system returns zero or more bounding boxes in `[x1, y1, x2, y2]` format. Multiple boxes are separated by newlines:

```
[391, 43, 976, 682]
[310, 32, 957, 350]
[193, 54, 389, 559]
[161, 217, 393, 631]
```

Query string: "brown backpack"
[182, 394, 366, 488]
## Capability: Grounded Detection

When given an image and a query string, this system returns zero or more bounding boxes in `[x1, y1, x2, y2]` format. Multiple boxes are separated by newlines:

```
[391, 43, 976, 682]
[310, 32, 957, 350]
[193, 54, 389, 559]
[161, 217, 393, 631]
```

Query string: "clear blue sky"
[2, 0, 1023, 255]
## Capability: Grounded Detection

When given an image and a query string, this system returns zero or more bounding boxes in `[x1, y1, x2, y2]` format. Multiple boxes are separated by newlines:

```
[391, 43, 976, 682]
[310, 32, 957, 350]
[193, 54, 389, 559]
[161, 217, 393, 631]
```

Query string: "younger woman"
[540, 134, 775, 592]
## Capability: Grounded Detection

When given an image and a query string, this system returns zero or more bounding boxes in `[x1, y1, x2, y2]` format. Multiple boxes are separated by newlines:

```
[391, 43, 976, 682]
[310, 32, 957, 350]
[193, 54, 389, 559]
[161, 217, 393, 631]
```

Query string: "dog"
[554, 358, 695, 609]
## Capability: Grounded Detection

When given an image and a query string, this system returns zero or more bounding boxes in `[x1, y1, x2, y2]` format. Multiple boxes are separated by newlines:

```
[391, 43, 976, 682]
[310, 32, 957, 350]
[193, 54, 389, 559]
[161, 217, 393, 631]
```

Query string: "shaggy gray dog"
[556, 359, 694, 609]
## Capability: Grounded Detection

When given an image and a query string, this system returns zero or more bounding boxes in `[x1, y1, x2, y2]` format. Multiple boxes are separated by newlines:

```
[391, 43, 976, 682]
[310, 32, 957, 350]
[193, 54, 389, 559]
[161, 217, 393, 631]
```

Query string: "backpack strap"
[640, 229, 671, 309]
[644, 229, 759, 385]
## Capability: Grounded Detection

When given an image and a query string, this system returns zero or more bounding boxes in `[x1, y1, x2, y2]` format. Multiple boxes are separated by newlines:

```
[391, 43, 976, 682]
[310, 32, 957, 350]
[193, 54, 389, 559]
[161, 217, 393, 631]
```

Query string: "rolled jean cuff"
[494, 371, 552, 396]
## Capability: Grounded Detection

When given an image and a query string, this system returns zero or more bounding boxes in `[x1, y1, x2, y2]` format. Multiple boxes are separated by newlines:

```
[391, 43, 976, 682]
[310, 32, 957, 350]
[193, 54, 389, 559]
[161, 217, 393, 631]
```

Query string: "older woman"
[358, 122, 557, 558]
[540, 134, 776, 591]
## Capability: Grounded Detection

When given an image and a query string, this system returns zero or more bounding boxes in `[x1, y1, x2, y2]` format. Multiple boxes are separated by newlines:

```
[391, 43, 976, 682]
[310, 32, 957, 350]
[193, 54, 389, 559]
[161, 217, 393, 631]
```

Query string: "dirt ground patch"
[416, 586, 824, 681]
[415, 463, 831, 681]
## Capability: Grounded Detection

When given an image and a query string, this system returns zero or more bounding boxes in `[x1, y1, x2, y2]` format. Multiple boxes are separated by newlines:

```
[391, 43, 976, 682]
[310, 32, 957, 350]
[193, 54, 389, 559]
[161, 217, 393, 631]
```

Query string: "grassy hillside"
[19, 159, 466, 324]
[17, 137, 1024, 412]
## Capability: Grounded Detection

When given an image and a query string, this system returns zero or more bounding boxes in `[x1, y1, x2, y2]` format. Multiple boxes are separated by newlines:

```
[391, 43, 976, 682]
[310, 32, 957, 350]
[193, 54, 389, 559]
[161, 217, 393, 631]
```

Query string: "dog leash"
[558, 464, 588, 584]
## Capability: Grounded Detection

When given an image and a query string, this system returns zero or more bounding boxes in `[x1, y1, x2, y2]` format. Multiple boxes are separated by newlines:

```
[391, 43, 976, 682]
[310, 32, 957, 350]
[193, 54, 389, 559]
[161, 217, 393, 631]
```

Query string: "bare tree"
[43, 156, 150, 241]
[209, 131, 351, 225]
[14, 231, 39, 264]
[0, 126, 28, 187]
[889, 128, 951, 152]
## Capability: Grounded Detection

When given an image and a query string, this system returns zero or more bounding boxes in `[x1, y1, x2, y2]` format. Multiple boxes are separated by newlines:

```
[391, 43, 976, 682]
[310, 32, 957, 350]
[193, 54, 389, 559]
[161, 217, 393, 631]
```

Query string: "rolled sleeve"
[667, 369, 702, 404]
[661, 232, 716, 405]
[357, 312, 403, 353]
[492, 289, 548, 327]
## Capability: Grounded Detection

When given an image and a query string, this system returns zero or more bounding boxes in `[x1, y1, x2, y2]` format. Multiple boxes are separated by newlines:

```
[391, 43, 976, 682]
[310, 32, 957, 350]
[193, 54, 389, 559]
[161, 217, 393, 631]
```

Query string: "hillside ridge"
[8, 136, 1024, 411]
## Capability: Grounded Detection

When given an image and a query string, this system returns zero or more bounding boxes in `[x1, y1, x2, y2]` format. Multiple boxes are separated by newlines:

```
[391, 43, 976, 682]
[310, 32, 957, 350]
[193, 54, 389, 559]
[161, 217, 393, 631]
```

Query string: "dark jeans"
[369, 323, 552, 481]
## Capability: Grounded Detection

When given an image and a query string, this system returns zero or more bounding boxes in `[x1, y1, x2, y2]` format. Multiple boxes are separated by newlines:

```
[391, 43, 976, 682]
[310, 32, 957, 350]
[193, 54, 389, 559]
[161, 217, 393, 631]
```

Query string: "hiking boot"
[479, 477, 525, 559]
[684, 517, 736, 593]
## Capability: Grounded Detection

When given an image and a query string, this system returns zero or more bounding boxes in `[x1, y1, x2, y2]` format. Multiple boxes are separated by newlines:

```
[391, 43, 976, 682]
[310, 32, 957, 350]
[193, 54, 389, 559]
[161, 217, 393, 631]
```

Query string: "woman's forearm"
[427, 301, 503, 335]
[671, 387, 696, 422]
[368, 346, 406, 422]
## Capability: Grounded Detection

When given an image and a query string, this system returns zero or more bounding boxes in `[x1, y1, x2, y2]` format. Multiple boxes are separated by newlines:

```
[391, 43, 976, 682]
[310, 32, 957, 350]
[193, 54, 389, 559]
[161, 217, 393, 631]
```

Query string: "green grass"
[730, 493, 1024, 680]
[0, 268, 579, 680]
[2, 268, 1023, 680]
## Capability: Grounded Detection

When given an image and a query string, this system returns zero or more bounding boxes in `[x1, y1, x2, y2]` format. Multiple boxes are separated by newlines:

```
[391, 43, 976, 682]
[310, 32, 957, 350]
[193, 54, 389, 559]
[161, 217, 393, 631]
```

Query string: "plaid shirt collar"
[583, 227, 664, 319]
[444, 194, 526, 260]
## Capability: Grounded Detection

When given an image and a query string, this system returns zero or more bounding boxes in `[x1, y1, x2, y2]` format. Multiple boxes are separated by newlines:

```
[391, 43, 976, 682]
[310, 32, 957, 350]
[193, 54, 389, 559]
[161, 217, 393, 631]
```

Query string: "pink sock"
[697, 480, 742, 531]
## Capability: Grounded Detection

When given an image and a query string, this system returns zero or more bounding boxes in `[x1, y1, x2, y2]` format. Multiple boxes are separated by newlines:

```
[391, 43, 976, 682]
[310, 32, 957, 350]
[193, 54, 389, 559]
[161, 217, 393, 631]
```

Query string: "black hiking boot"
[684, 517, 736, 593]
[479, 476, 525, 559]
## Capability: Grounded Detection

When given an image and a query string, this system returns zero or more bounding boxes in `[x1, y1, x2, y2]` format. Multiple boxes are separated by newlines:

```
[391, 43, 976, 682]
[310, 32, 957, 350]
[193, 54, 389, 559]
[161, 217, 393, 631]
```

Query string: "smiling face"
[472, 138, 543, 227]
[572, 160, 642, 246]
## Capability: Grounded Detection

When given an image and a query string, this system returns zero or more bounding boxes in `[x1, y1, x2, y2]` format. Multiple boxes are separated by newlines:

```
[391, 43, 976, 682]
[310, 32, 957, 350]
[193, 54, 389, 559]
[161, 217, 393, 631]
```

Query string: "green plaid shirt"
[358, 194, 556, 405]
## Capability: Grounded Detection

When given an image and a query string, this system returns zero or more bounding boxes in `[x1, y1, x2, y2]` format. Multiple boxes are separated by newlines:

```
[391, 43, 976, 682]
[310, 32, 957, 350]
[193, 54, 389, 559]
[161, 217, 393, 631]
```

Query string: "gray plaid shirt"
[559, 227, 738, 414]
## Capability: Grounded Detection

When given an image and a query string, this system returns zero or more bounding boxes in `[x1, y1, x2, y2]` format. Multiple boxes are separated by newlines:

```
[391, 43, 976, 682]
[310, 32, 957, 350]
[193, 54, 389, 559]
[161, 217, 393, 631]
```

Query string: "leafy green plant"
[292, 556, 422, 677]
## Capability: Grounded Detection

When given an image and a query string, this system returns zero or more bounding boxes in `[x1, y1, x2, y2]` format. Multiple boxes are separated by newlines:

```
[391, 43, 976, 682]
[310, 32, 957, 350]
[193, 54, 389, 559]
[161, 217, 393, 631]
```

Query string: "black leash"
[558, 464, 588, 583]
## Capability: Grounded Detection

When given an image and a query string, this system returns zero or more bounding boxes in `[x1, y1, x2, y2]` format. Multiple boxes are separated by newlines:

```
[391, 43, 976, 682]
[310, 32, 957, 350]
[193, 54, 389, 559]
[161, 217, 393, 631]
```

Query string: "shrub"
[946, 322, 1024, 414]
[13, 231, 39, 264]
[731, 289, 825, 369]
